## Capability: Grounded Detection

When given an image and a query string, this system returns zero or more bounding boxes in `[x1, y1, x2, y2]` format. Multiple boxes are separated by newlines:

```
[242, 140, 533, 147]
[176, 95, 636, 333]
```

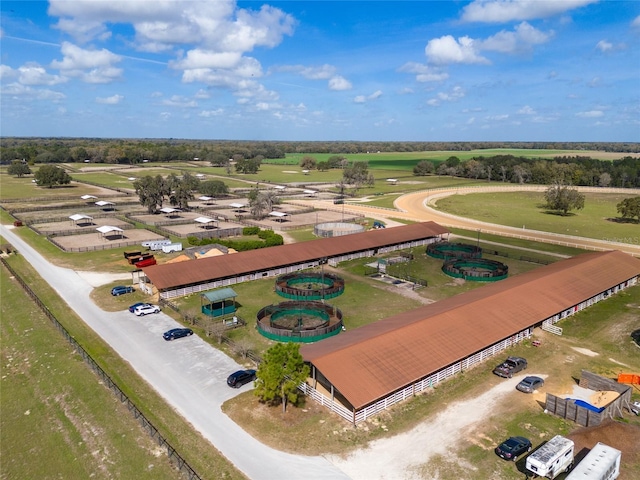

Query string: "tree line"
[412, 155, 639, 188]
[2, 138, 638, 165]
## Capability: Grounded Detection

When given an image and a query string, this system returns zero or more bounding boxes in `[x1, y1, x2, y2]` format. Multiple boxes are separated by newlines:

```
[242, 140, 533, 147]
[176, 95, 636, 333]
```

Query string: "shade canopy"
[194, 216, 215, 224]
[95, 200, 114, 207]
[81, 195, 97, 200]
[160, 207, 180, 214]
[96, 225, 123, 234]
[201, 287, 238, 303]
[69, 214, 93, 222]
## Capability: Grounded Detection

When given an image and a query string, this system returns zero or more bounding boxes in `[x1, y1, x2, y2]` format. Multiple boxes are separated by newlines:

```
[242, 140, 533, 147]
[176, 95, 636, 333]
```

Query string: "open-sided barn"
[140, 221, 449, 298]
[300, 250, 640, 424]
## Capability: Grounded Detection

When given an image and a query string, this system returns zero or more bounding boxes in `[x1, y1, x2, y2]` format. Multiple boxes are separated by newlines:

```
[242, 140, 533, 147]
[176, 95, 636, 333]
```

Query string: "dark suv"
[227, 369, 256, 388]
[493, 356, 527, 378]
[162, 328, 193, 341]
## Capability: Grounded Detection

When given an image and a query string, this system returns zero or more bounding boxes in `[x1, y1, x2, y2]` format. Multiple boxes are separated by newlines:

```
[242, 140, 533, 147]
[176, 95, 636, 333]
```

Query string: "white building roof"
[81, 195, 97, 200]
[194, 217, 215, 224]
[69, 214, 93, 222]
[96, 226, 123, 234]
[159, 207, 180, 214]
[269, 211, 287, 217]
[95, 200, 114, 207]
[229, 202, 245, 209]
[198, 195, 213, 201]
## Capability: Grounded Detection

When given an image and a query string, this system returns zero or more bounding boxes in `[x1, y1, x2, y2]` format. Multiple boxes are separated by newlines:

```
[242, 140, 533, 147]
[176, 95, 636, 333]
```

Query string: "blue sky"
[1, 0, 639, 142]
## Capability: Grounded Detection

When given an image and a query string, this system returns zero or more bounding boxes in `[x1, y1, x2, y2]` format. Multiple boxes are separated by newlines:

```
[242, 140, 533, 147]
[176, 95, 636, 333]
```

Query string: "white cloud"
[633, 15, 640, 28]
[14, 63, 67, 86]
[0, 82, 66, 101]
[425, 35, 489, 65]
[596, 40, 613, 52]
[199, 109, 224, 117]
[353, 91, 381, 104]
[427, 85, 465, 106]
[96, 94, 123, 104]
[273, 64, 337, 80]
[194, 89, 210, 99]
[171, 49, 244, 70]
[485, 114, 509, 121]
[161, 95, 198, 107]
[518, 105, 536, 115]
[480, 22, 552, 54]
[50, 42, 122, 83]
[576, 110, 604, 118]
[328, 76, 352, 91]
[461, 0, 597, 23]
[398, 62, 449, 82]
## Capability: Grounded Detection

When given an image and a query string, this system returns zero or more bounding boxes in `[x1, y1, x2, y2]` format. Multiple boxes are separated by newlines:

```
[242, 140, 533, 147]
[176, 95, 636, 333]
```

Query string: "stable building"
[300, 250, 640, 424]
[140, 221, 449, 298]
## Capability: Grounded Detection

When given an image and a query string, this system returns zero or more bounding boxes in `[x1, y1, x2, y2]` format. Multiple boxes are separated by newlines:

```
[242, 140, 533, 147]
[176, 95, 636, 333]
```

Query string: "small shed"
[96, 225, 124, 240]
[201, 287, 238, 317]
[69, 213, 94, 226]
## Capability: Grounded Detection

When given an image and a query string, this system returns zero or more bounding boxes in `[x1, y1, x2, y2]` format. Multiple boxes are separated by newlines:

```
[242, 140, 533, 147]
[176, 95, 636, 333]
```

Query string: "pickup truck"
[493, 356, 527, 378]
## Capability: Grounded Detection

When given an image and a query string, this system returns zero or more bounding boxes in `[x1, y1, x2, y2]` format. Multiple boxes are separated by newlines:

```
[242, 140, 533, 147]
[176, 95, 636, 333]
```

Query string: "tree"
[34, 164, 72, 188]
[199, 180, 229, 198]
[7, 161, 31, 177]
[413, 160, 434, 176]
[616, 197, 640, 222]
[300, 155, 317, 170]
[167, 172, 200, 209]
[134, 175, 169, 213]
[342, 161, 371, 193]
[544, 183, 585, 215]
[235, 157, 261, 174]
[254, 343, 310, 413]
[317, 161, 329, 172]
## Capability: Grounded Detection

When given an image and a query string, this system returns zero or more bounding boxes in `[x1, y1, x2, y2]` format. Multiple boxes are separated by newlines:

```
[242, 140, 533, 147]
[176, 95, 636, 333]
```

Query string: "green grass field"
[435, 191, 639, 244]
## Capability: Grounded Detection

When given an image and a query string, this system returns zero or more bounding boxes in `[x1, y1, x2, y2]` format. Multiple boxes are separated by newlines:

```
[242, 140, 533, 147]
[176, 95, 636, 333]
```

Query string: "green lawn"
[0, 172, 105, 200]
[435, 191, 639, 244]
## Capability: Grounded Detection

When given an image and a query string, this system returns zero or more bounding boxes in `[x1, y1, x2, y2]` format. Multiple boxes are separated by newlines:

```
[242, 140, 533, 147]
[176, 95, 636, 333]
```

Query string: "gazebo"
[229, 202, 245, 212]
[96, 225, 124, 240]
[69, 213, 94, 226]
[201, 287, 238, 317]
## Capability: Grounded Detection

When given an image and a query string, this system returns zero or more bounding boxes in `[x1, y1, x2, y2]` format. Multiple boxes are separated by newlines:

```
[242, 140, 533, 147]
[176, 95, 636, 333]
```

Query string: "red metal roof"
[301, 250, 640, 410]
[142, 222, 448, 290]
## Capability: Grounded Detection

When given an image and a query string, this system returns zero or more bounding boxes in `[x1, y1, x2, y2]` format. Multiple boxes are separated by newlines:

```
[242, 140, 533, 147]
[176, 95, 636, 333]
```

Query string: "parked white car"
[134, 304, 161, 316]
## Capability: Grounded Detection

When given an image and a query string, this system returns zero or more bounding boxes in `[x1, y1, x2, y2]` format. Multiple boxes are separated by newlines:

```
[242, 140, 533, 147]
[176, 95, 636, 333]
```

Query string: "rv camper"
[565, 442, 621, 480]
[526, 435, 574, 479]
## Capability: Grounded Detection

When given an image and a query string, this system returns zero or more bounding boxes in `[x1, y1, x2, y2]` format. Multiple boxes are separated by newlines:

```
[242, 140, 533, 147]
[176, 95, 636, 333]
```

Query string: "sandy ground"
[327, 374, 538, 480]
[75, 270, 132, 287]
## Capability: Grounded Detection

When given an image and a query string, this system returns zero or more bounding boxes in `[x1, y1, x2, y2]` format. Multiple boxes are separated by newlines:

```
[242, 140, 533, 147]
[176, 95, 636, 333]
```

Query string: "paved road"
[0, 225, 349, 480]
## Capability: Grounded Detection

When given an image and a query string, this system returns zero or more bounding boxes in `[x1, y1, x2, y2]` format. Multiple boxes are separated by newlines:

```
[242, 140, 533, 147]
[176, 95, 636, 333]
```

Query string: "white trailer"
[142, 239, 172, 250]
[565, 442, 621, 480]
[526, 435, 575, 479]
[161, 243, 183, 253]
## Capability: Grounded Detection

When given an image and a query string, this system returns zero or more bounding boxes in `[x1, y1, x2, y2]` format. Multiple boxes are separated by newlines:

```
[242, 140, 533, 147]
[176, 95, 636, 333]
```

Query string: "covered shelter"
[229, 202, 245, 212]
[96, 225, 124, 240]
[386, 178, 398, 185]
[81, 194, 97, 200]
[95, 200, 115, 211]
[159, 207, 181, 218]
[194, 216, 217, 229]
[201, 287, 238, 317]
[303, 189, 317, 197]
[300, 250, 640, 424]
[269, 211, 288, 222]
[69, 213, 94, 226]
[198, 195, 215, 204]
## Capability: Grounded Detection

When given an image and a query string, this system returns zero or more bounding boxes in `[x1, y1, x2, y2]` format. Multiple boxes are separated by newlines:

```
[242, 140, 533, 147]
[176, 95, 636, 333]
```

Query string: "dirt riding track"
[307, 185, 640, 257]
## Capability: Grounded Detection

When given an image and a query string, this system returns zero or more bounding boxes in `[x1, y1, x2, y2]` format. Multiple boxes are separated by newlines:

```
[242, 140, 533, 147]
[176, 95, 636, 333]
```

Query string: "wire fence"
[0, 257, 203, 480]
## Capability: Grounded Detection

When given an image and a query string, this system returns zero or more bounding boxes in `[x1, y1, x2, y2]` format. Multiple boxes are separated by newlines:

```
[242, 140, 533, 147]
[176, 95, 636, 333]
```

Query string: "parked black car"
[227, 369, 256, 388]
[495, 436, 532, 461]
[493, 356, 527, 378]
[111, 285, 134, 296]
[516, 376, 544, 393]
[162, 328, 193, 341]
